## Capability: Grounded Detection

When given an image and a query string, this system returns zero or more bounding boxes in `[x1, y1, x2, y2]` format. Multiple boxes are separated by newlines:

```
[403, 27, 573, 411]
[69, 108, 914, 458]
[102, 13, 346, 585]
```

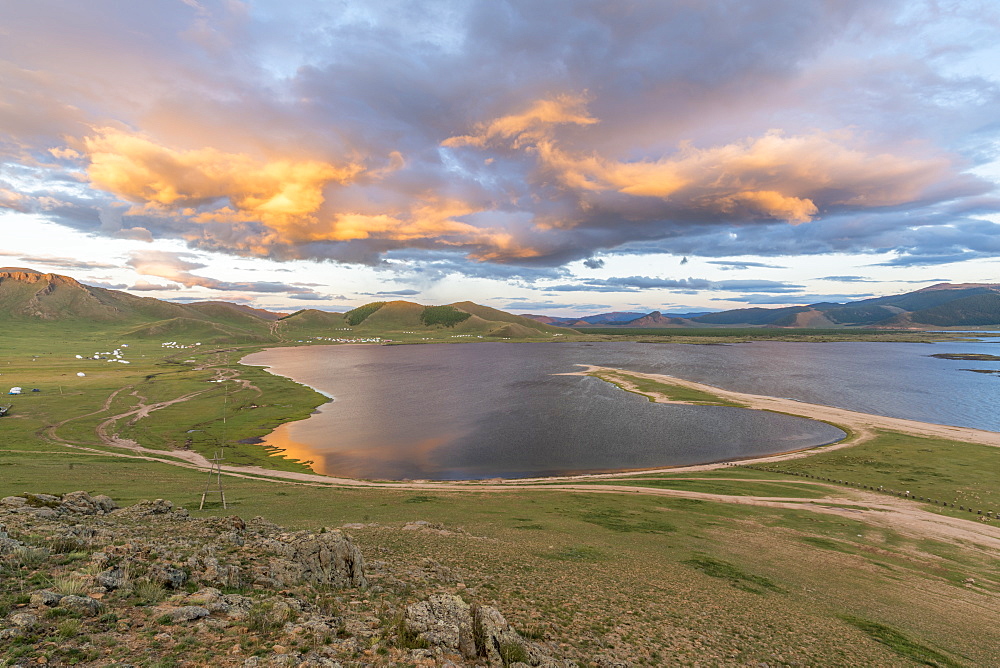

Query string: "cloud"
[708, 260, 784, 270]
[543, 276, 802, 293]
[711, 292, 875, 305]
[712, 280, 804, 293]
[0, 252, 118, 272]
[125, 249, 328, 299]
[128, 280, 181, 291]
[371, 289, 421, 296]
[81, 280, 128, 290]
[1, 0, 998, 274]
[84, 127, 362, 228]
[582, 258, 605, 269]
[502, 301, 611, 311]
[817, 275, 876, 283]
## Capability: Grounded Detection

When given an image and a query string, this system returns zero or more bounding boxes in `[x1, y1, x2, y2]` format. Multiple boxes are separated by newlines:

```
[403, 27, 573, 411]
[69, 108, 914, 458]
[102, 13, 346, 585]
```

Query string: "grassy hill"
[0, 269, 573, 343]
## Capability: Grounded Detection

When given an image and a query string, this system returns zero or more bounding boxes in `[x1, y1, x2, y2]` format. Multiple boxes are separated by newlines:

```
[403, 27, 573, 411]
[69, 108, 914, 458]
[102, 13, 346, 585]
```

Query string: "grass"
[0, 323, 997, 665]
[682, 555, 783, 594]
[759, 430, 1000, 512]
[840, 616, 963, 667]
[590, 370, 744, 406]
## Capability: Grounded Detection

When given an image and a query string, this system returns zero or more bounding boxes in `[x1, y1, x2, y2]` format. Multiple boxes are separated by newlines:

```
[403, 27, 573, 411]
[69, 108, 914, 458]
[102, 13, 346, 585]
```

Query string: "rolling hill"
[0, 268, 573, 342]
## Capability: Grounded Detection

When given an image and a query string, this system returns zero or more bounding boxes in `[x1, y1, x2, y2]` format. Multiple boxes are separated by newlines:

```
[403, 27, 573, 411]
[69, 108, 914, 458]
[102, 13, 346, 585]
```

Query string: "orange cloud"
[83, 128, 362, 226]
[446, 100, 954, 225]
[442, 94, 597, 149]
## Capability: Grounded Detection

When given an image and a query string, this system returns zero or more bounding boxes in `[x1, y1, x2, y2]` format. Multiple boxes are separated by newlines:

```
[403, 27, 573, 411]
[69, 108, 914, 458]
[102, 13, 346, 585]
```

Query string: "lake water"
[242, 339, 996, 480]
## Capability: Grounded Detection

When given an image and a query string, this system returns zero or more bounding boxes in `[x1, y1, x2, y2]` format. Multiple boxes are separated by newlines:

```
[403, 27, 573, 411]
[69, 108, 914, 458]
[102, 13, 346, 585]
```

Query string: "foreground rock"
[404, 594, 575, 667]
[0, 492, 567, 667]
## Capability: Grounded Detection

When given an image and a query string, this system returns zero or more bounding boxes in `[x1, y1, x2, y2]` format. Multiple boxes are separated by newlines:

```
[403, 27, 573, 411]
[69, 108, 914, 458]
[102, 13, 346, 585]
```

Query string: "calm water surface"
[240, 338, 998, 480]
[244, 340, 998, 479]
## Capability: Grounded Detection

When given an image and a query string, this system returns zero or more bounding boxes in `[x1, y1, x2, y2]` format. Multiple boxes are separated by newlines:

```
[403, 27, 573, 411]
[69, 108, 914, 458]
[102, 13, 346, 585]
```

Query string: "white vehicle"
[8, 387, 22, 395]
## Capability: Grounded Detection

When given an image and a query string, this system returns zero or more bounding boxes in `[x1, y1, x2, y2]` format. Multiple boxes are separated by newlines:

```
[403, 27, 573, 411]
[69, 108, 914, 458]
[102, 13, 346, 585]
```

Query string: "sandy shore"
[568, 365, 1000, 452]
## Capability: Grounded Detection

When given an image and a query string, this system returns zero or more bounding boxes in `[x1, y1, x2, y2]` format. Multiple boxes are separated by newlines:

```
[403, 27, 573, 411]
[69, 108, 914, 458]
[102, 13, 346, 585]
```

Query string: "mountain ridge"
[520, 283, 1000, 329]
[0, 268, 573, 341]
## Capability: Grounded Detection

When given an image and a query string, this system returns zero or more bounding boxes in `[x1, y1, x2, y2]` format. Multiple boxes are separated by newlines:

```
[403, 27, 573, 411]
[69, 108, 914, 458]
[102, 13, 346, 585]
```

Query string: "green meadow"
[1, 325, 998, 666]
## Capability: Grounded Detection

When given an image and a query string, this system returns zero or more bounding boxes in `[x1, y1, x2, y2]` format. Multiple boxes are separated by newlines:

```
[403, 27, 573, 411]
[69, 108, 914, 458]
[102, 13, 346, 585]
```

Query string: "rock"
[58, 492, 93, 513]
[118, 498, 175, 516]
[221, 593, 255, 619]
[0, 526, 23, 555]
[58, 491, 118, 515]
[404, 594, 476, 658]
[151, 564, 188, 590]
[19, 507, 58, 519]
[96, 567, 128, 590]
[58, 595, 102, 617]
[474, 604, 527, 667]
[166, 605, 210, 622]
[1, 496, 27, 508]
[8, 612, 38, 628]
[266, 531, 366, 588]
[24, 493, 59, 507]
[185, 587, 223, 607]
[29, 590, 63, 607]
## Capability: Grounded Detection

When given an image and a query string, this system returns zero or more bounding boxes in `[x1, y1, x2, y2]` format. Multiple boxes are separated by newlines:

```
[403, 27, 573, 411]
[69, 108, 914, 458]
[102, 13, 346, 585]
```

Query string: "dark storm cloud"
[1, 0, 999, 273]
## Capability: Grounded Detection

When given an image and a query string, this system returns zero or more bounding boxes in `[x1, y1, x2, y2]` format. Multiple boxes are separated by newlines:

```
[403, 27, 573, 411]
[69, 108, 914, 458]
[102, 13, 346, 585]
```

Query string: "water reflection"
[244, 343, 849, 479]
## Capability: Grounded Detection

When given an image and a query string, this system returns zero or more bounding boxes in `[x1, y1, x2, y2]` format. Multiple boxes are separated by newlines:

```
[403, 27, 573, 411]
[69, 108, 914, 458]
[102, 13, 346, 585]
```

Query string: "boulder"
[96, 566, 128, 591]
[475, 604, 529, 667]
[117, 498, 181, 517]
[59, 491, 118, 515]
[1, 496, 27, 508]
[166, 605, 210, 622]
[58, 595, 102, 617]
[0, 524, 23, 555]
[267, 531, 366, 588]
[8, 612, 38, 628]
[151, 564, 188, 590]
[404, 594, 476, 658]
[29, 590, 63, 607]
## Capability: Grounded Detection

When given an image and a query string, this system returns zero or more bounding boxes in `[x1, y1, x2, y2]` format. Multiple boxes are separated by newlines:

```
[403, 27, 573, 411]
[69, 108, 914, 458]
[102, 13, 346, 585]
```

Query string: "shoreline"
[230, 348, 1000, 485]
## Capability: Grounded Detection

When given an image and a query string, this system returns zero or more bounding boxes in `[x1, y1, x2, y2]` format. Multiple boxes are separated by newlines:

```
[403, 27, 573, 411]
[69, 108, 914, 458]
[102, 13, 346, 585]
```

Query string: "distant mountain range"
[522, 283, 1000, 329]
[0, 268, 573, 341]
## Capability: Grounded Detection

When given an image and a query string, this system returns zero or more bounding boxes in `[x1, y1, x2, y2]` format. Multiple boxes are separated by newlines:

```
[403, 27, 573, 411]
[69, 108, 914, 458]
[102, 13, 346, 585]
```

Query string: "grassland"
[2, 324, 999, 666]
[589, 368, 746, 407]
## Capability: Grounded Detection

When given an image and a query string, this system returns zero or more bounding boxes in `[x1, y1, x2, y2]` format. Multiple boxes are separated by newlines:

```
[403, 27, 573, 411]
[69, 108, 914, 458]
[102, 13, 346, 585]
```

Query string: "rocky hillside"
[0, 492, 572, 667]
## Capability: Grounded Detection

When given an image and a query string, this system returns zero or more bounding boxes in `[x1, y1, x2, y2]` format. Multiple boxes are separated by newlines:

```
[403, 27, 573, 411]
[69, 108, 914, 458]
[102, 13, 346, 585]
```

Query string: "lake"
[242, 339, 997, 480]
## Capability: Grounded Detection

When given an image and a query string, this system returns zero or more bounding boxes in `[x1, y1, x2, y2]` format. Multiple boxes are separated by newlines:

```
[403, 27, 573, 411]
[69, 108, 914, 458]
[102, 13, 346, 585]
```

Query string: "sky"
[1, 0, 999, 315]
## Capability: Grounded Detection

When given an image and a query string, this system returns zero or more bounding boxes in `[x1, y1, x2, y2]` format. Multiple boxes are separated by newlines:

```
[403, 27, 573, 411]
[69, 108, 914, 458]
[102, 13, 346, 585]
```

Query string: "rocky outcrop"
[264, 530, 367, 588]
[404, 595, 573, 667]
[0, 491, 570, 667]
[405, 594, 477, 658]
[0, 491, 118, 516]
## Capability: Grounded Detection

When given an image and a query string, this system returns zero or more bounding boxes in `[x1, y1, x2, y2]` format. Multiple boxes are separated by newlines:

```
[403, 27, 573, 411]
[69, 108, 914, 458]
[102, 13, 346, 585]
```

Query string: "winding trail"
[35, 359, 1000, 555]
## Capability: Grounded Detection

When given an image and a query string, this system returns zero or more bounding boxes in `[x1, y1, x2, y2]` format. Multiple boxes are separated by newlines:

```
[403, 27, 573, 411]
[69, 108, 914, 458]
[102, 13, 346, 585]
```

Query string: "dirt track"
[38, 362, 1000, 554]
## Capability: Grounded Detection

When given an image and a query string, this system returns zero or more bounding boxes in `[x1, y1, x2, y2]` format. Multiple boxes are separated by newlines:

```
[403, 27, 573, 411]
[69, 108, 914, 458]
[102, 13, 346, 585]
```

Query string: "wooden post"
[199, 450, 227, 510]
